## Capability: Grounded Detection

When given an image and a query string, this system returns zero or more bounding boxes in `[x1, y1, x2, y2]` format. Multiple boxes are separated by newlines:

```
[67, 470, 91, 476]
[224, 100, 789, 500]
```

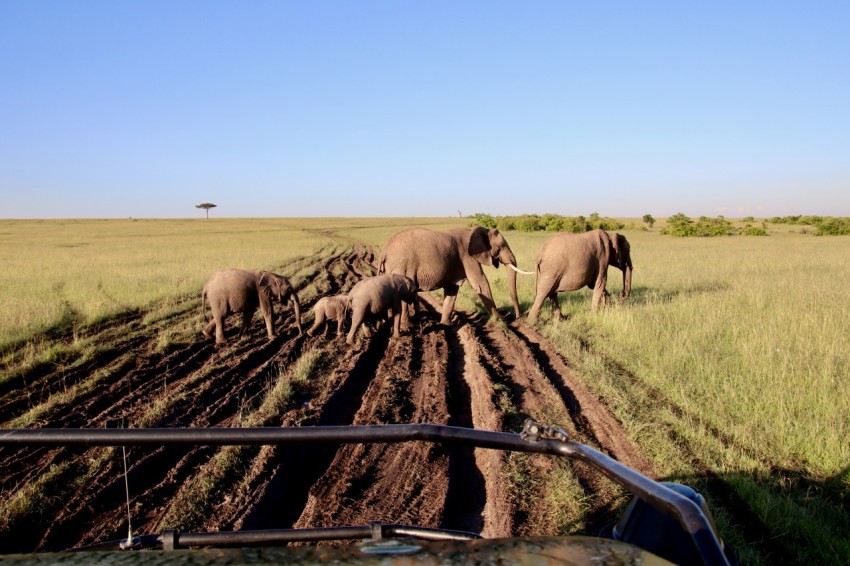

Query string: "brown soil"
[0, 240, 654, 553]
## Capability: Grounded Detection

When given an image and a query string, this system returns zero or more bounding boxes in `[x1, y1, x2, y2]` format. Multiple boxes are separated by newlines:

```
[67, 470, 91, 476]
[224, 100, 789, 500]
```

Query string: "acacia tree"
[642, 214, 656, 228]
[196, 203, 217, 219]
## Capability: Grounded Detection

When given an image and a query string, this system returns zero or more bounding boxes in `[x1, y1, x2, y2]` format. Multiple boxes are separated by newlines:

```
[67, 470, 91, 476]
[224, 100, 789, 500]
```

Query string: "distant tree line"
[662, 213, 850, 237]
[469, 212, 624, 233]
[768, 215, 850, 236]
[468, 212, 849, 237]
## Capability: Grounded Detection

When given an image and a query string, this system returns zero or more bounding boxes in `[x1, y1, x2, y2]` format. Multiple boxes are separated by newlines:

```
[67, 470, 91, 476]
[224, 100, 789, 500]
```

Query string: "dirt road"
[0, 241, 652, 553]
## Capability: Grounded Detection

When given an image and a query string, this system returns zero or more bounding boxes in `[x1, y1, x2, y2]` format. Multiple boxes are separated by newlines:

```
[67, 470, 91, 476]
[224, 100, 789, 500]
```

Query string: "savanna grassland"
[0, 217, 847, 565]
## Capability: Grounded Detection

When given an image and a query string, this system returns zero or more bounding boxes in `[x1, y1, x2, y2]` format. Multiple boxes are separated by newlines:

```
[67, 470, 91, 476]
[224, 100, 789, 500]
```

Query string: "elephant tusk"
[508, 263, 534, 275]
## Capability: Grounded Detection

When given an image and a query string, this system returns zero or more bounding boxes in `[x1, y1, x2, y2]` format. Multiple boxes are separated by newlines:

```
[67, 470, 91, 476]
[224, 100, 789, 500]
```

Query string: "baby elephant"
[202, 268, 302, 346]
[347, 274, 418, 345]
[307, 294, 350, 337]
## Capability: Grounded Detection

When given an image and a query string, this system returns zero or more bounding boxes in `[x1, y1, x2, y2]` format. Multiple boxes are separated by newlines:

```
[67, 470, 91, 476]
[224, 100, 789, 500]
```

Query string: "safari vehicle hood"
[0, 420, 736, 565]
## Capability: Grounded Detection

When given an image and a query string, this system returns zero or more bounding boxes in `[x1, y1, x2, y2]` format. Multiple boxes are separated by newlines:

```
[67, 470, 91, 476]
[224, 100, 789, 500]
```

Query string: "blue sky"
[2, 1, 848, 218]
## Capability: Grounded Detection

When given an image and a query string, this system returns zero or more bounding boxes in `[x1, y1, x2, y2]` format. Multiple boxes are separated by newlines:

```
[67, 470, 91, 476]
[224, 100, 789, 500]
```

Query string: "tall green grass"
[0, 218, 335, 351]
[491, 229, 849, 564]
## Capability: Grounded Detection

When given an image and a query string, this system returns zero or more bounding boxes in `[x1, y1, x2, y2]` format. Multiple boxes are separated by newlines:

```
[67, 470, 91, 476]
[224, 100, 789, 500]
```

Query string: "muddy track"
[0, 239, 651, 554]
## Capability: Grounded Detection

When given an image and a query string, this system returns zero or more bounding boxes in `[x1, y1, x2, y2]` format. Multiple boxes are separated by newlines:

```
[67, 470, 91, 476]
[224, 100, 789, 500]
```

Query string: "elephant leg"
[548, 292, 562, 320]
[202, 318, 217, 341]
[468, 275, 502, 321]
[527, 294, 546, 323]
[262, 309, 276, 340]
[212, 314, 228, 345]
[347, 309, 365, 345]
[527, 282, 554, 323]
[527, 273, 559, 323]
[239, 311, 254, 339]
[335, 314, 345, 336]
[440, 285, 460, 326]
[591, 276, 608, 311]
[307, 311, 325, 337]
[400, 302, 411, 331]
[401, 298, 418, 331]
[391, 299, 402, 337]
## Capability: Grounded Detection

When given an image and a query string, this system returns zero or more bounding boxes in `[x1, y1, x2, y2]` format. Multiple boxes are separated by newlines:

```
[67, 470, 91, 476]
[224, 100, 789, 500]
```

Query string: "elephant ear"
[467, 226, 493, 265]
[258, 272, 275, 298]
[274, 274, 291, 299]
[612, 233, 630, 269]
[405, 275, 419, 295]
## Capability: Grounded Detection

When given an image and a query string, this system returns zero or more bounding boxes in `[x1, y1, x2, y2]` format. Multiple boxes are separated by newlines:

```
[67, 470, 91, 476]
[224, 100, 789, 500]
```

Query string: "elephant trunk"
[498, 250, 522, 319]
[507, 263, 521, 318]
[622, 264, 632, 299]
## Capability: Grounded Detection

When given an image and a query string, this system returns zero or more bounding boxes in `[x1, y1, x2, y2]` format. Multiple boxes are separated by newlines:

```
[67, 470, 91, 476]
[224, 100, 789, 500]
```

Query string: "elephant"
[201, 268, 302, 345]
[306, 294, 350, 337]
[526, 229, 632, 322]
[346, 274, 419, 345]
[377, 226, 532, 327]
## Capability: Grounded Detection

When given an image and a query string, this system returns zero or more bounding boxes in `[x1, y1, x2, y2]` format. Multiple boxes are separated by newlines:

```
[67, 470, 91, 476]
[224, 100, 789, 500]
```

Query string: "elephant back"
[380, 228, 460, 292]
[537, 232, 609, 291]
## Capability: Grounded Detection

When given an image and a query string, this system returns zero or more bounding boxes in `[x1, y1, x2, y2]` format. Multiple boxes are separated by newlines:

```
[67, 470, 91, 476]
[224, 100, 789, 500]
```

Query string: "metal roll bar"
[0, 420, 730, 565]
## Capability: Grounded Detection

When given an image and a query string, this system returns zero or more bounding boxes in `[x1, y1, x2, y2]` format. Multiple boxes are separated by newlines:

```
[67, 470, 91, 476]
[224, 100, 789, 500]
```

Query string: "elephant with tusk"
[527, 229, 632, 322]
[201, 268, 302, 346]
[378, 226, 532, 327]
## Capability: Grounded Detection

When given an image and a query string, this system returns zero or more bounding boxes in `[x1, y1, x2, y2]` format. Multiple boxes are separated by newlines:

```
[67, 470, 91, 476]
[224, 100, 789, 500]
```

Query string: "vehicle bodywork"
[0, 419, 736, 565]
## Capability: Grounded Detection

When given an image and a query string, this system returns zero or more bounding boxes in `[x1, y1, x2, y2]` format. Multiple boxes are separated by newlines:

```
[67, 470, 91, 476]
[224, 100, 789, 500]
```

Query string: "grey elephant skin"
[201, 268, 303, 345]
[346, 274, 418, 345]
[378, 226, 528, 327]
[307, 294, 350, 337]
[527, 229, 633, 322]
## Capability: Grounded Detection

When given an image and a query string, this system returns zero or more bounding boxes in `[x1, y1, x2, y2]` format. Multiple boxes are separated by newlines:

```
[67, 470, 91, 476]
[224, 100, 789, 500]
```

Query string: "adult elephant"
[526, 229, 632, 322]
[378, 226, 532, 326]
[201, 268, 302, 345]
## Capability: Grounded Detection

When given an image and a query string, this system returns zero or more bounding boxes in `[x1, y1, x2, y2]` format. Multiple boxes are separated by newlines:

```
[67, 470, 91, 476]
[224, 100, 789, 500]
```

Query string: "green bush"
[814, 218, 850, 236]
[661, 213, 736, 237]
[739, 224, 768, 236]
[768, 215, 850, 235]
[471, 213, 497, 229]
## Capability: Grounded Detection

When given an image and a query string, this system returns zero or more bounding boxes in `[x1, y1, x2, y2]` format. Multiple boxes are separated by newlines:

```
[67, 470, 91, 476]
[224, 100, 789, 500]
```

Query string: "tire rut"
[0, 238, 657, 554]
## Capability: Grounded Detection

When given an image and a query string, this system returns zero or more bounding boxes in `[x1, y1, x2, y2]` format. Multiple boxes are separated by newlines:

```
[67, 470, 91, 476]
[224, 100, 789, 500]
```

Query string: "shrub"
[661, 213, 736, 237]
[814, 218, 850, 236]
[739, 224, 768, 236]
[470, 213, 497, 228]
[767, 215, 850, 235]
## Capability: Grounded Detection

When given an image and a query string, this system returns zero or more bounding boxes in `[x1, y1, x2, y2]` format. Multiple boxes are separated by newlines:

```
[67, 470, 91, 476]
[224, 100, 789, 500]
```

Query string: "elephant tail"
[377, 252, 386, 274]
[201, 287, 209, 322]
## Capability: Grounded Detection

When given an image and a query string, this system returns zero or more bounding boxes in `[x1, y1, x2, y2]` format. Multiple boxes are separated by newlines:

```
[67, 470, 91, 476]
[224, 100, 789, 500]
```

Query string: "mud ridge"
[240, 329, 393, 531]
[0, 241, 659, 553]
[512, 324, 653, 475]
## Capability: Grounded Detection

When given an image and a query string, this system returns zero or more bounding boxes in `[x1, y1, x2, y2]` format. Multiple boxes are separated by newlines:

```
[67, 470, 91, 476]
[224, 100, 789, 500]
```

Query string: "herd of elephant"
[201, 226, 633, 347]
